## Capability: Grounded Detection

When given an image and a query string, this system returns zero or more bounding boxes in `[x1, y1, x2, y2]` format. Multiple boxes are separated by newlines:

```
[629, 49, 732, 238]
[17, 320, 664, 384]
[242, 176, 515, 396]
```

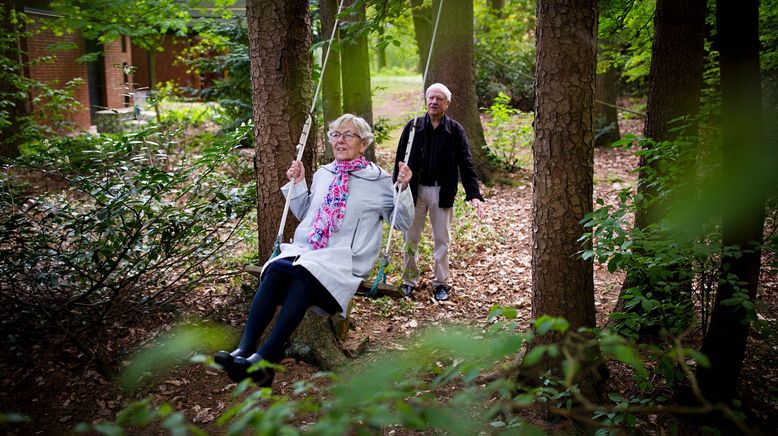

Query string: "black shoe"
[401, 284, 415, 297]
[214, 348, 247, 369]
[433, 285, 450, 301]
[230, 354, 275, 387]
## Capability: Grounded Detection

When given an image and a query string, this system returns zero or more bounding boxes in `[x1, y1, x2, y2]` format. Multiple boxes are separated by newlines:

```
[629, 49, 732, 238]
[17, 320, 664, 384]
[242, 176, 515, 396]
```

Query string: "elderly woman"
[216, 114, 414, 387]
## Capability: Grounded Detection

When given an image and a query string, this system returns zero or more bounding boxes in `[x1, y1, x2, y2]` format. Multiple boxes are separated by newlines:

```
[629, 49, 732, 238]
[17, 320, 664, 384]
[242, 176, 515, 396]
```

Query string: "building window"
[121, 36, 127, 53]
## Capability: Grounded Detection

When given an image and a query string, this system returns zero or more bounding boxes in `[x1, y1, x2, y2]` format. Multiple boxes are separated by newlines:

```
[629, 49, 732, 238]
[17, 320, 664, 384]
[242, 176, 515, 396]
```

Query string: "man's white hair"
[425, 83, 452, 102]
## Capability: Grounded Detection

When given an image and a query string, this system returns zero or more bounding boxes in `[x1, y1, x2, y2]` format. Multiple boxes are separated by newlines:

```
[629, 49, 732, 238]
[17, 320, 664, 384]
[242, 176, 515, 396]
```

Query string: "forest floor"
[1, 76, 776, 434]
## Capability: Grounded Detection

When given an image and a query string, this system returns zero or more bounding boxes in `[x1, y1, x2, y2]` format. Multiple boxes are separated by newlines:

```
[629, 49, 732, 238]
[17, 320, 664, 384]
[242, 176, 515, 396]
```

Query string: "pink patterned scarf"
[308, 156, 369, 249]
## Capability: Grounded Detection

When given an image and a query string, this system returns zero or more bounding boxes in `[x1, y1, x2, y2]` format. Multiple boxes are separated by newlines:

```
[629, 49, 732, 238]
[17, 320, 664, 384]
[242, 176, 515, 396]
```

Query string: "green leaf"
[523, 346, 547, 367]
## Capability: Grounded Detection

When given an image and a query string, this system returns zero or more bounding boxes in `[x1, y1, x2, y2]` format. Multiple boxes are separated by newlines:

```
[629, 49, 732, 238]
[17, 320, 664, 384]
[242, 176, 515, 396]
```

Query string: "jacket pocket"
[350, 218, 362, 250]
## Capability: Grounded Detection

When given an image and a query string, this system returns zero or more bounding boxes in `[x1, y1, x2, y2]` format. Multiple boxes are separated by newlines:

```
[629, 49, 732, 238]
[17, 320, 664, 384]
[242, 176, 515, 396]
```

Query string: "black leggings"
[237, 258, 340, 363]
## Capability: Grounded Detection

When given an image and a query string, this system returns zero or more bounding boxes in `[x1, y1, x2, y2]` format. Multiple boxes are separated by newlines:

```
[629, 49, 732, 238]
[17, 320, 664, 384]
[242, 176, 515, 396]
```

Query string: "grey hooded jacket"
[261, 161, 414, 316]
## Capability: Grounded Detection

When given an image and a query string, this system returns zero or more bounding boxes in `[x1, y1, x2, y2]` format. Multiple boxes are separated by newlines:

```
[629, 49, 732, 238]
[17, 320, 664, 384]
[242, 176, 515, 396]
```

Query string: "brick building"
[19, 5, 133, 132]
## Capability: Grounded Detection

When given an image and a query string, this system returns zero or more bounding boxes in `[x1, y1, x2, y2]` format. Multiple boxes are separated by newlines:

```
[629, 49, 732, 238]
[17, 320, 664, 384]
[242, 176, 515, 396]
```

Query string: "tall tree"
[409, 0, 432, 74]
[637, 0, 706, 227]
[320, 0, 343, 162]
[426, 0, 493, 183]
[0, 0, 27, 158]
[531, 0, 597, 330]
[247, 0, 316, 258]
[340, 0, 375, 161]
[697, 0, 766, 403]
[246, 0, 348, 370]
[609, 0, 707, 320]
[593, 66, 621, 147]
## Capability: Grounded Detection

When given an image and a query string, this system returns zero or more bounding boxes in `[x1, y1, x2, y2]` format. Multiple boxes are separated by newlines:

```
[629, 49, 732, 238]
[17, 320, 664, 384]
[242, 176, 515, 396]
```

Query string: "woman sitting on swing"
[215, 113, 414, 387]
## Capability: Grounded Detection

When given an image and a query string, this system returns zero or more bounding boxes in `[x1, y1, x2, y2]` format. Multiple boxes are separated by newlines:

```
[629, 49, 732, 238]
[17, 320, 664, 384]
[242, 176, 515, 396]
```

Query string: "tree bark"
[531, 0, 599, 396]
[609, 0, 707, 319]
[697, 0, 765, 404]
[246, 0, 346, 370]
[409, 0, 432, 74]
[340, 0, 375, 161]
[637, 0, 706, 229]
[247, 0, 316, 261]
[320, 0, 342, 162]
[532, 0, 597, 330]
[0, 0, 27, 158]
[593, 67, 620, 147]
[427, 0, 493, 183]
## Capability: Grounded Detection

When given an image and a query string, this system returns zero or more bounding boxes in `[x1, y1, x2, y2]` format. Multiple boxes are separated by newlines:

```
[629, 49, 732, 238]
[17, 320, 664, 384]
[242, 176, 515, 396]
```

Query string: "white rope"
[382, 0, 445, 261]
[274, 0, 347, 251]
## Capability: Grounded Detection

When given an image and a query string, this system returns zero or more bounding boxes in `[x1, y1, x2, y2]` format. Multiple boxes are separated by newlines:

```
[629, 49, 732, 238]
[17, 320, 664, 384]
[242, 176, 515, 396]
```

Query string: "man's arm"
[454, 124, 484, 202]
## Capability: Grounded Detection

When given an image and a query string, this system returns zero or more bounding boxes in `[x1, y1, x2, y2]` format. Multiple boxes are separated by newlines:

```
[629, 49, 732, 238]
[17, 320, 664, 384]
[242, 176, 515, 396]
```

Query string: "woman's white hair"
[328, 113, 374, 145]
[425, 83, 452, 102]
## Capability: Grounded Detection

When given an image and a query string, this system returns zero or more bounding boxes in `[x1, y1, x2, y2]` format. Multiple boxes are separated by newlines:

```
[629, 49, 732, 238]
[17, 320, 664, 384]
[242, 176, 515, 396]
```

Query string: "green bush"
[474, 0, 536, 110]
[70, 310, 748, 435]
[483, 92, 532, 172]
[0, 125, 255, 373]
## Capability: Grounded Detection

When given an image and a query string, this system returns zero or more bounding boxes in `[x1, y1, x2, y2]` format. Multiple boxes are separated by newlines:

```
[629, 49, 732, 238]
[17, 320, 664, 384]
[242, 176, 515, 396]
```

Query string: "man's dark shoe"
[433, 285, 450, 301]
[401, 284, 415, 297]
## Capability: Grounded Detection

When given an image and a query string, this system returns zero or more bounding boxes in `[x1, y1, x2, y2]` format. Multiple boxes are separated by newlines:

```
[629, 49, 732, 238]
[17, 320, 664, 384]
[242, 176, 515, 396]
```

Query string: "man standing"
[393, 83, 484, 301]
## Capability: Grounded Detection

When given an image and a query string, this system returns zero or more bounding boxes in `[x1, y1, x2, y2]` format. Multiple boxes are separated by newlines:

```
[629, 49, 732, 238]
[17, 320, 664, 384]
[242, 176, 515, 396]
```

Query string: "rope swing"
[270, 0, 347, 261]
[367, 0, 445, 298]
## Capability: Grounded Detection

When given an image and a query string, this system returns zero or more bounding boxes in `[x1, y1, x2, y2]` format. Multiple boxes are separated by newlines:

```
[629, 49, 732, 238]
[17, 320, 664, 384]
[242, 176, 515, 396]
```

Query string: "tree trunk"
[0, 0, 26, 158]
[697, 0, 765, 404]
[340, 0, 375, 161]
[637, 0, 706, 229]
[375, 23, 387, 71]
[320, 0, 342, 162]
[532, 0, 597, 332]
[489, 0, 505, 11]
[610, 0, 707, 319]
[246, 0, 346, 370]
[247, 0, 316, 260]
[409, 0, 432, 74]
[593, 67, 620, 147]
[427, 0, 493, 184]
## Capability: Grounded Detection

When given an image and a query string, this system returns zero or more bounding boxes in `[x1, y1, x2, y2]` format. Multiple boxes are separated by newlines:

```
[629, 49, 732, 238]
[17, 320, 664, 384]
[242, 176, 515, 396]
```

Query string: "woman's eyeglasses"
[328, 131, 360, 141]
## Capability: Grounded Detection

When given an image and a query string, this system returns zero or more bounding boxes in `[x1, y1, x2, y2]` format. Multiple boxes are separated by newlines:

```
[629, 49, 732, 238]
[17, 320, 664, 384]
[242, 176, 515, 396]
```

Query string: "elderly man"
[392, 83, 484, 301]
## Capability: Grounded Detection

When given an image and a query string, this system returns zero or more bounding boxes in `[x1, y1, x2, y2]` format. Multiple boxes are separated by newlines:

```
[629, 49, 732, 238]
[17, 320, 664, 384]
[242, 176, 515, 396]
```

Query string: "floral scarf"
[308, 156, 369, 249]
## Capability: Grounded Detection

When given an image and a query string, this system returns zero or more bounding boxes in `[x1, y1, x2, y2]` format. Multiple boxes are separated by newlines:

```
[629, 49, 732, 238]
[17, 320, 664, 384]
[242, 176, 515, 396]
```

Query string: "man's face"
[426, 89, 450, 118]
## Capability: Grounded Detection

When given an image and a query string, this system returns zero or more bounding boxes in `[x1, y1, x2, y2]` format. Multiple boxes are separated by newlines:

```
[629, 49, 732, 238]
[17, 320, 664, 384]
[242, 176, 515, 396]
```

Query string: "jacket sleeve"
[281, 178, 311, 221]
[393, 120, 414, 182]
[455, 124, 485, 202]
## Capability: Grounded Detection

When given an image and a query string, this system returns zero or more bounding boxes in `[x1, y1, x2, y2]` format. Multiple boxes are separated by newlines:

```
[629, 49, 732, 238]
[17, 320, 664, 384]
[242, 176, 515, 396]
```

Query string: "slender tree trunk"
[320, 0, 342, 162]
[489, 0, 505, 11]
[340, 0, 375, 161]
[594, 67, 620, 147]
[532, 0, 597, 331]
[697, 0, 765, 404]
[409, 0, 432, 74]
[375, 23, 387, 70]
[427, 0, 493, 183]
[247, 0, 315, 258]
[637, 0, 706, 228]
[610, 0, 707, 319]
[246, 0, 346, 370]
[0, 0, 26, 158]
